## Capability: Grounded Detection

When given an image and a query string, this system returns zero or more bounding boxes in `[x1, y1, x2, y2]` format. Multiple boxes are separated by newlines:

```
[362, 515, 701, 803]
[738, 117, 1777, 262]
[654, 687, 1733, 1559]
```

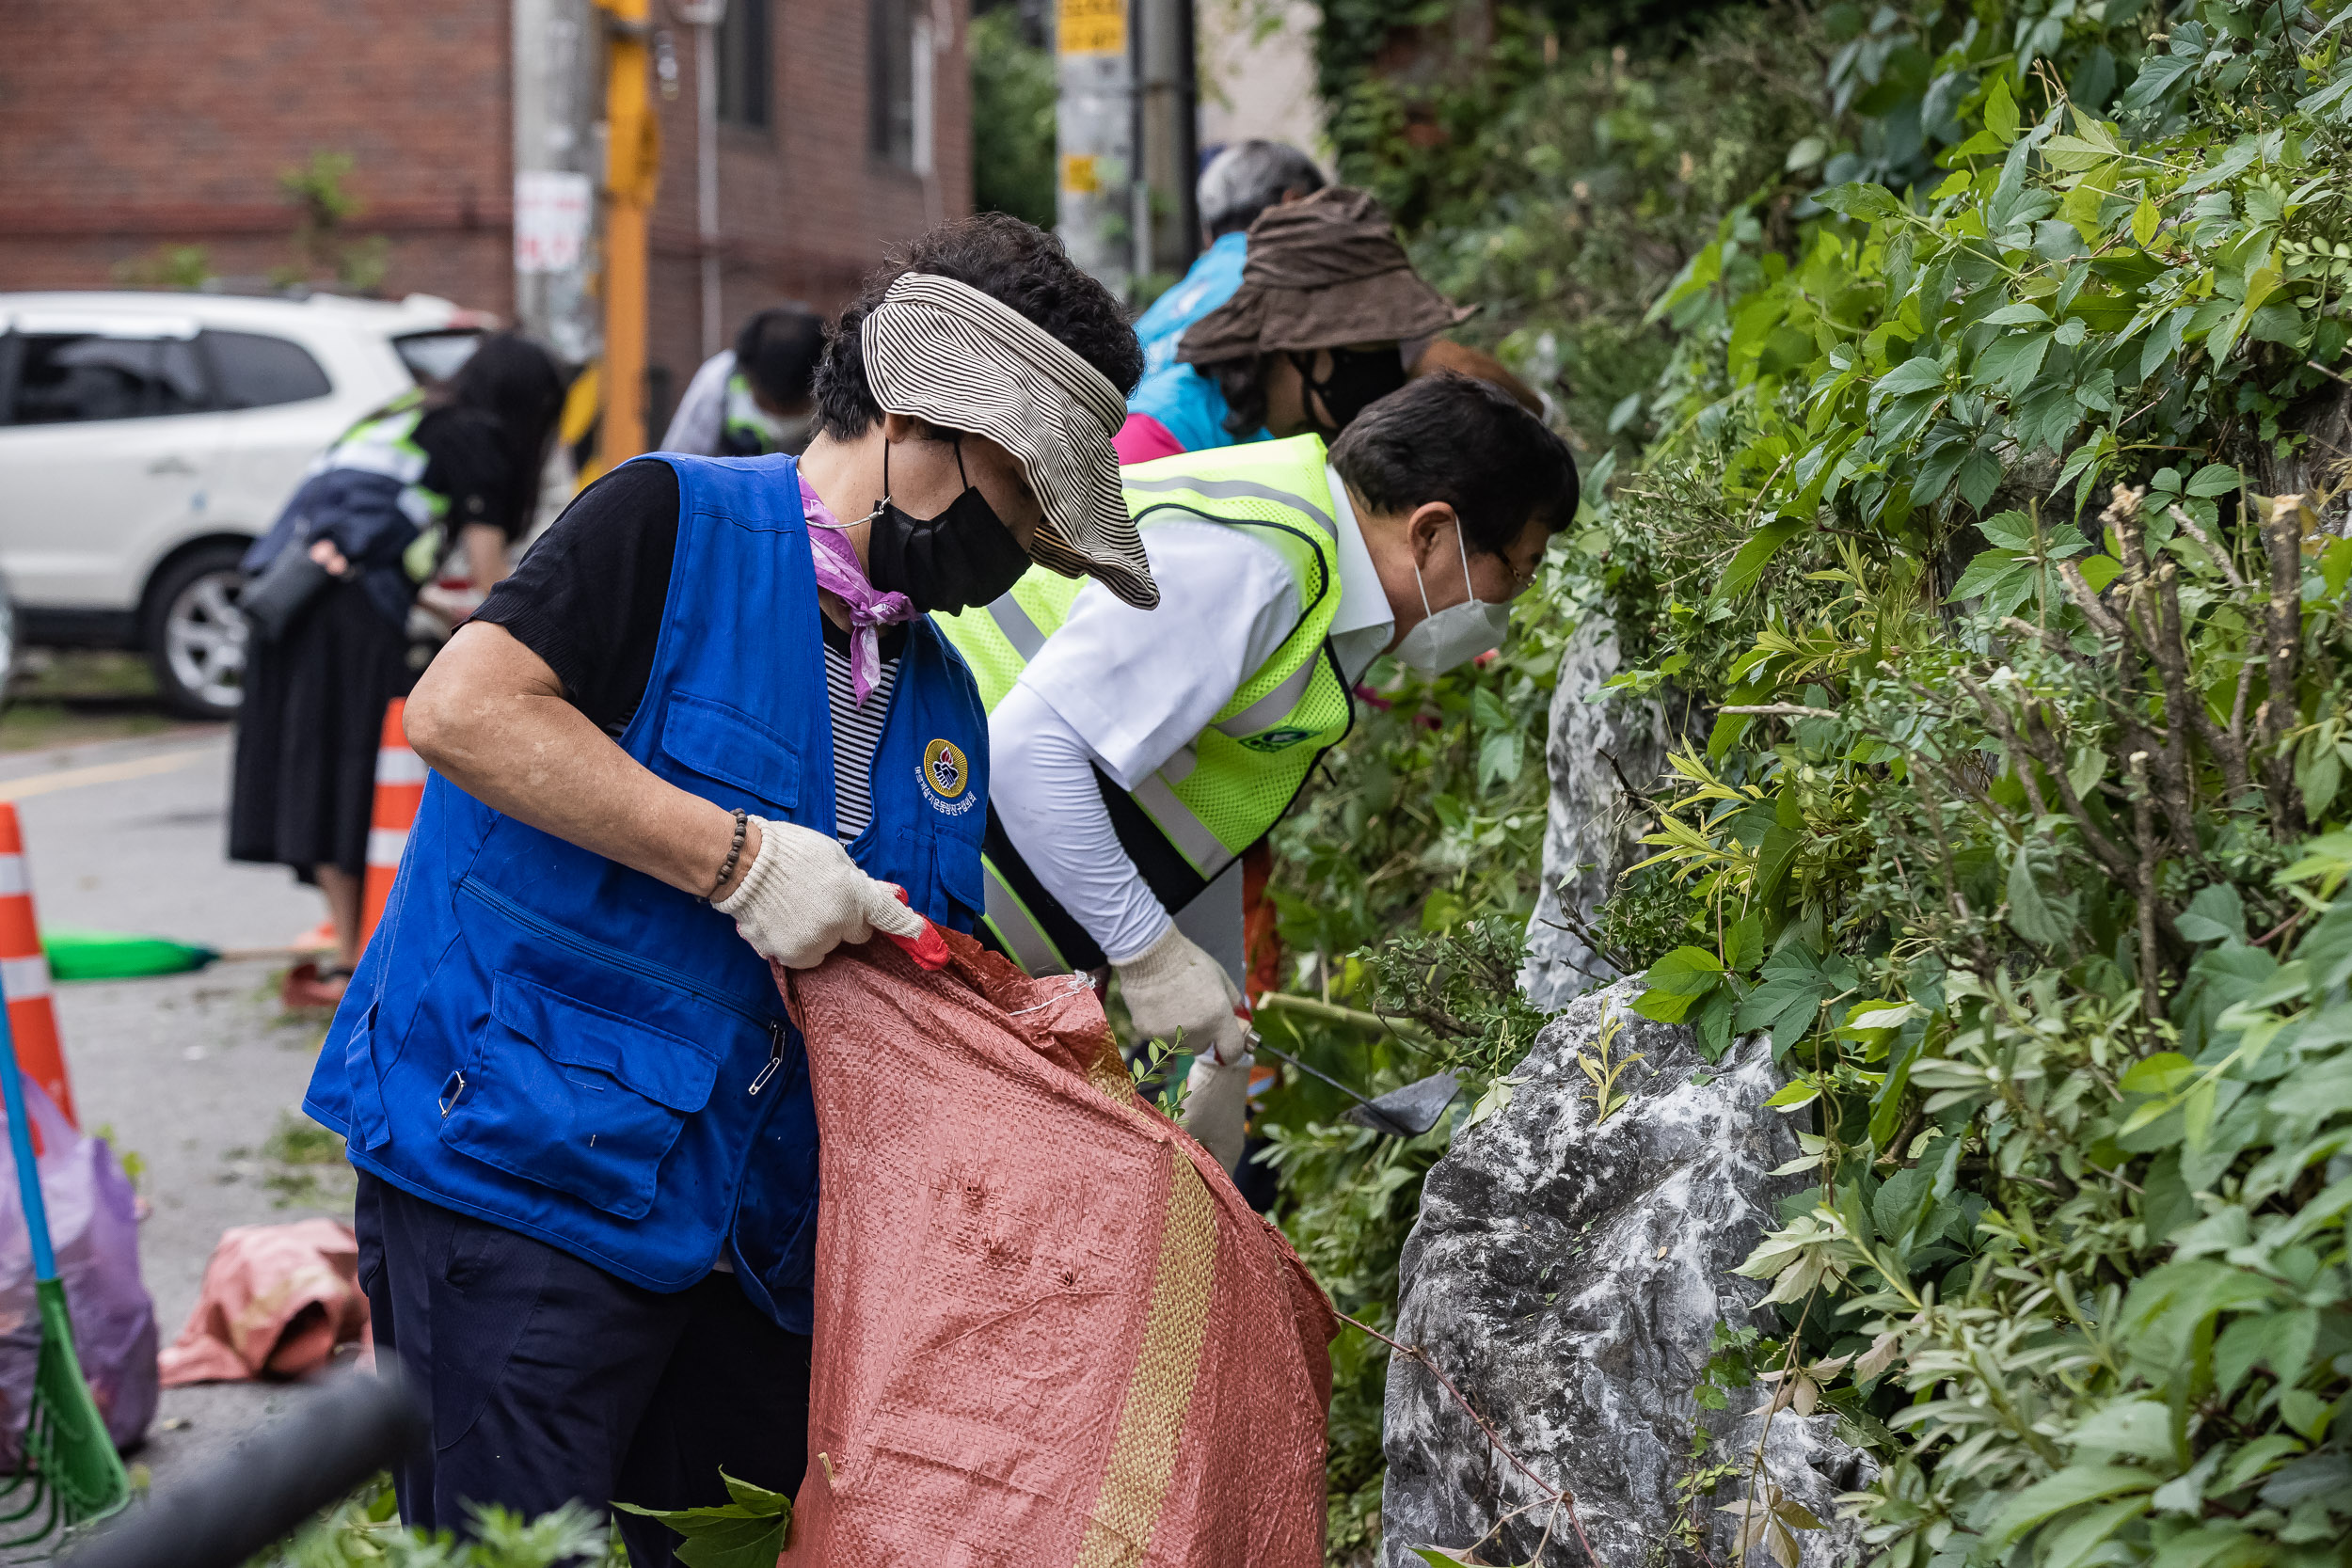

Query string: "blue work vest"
[302, 453, 991, 1333]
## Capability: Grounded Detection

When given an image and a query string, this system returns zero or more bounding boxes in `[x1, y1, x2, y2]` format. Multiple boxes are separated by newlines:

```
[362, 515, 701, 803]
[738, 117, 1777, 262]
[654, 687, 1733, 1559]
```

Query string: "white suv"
[0, 291, 488, 718]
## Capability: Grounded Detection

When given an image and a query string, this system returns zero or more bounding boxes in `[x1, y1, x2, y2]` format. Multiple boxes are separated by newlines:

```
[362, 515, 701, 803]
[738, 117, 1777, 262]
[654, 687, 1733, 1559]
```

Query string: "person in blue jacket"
[298, 215, 1152, 1562]
[1129, 139, 1327, 379]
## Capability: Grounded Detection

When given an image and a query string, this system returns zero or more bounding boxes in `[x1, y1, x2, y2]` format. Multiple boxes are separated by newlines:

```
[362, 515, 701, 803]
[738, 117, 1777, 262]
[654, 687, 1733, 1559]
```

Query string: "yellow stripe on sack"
[1073, 1153, 1217, 1568]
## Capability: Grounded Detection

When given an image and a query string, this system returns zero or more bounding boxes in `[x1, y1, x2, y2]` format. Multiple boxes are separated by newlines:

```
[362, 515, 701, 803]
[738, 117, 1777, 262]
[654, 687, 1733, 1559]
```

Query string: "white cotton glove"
[1115, 924, 1249, 1064]
[1183, 1052, 1254, 1174]
[1117, 926, 1254, 1173]
[714, 816, 925, 969]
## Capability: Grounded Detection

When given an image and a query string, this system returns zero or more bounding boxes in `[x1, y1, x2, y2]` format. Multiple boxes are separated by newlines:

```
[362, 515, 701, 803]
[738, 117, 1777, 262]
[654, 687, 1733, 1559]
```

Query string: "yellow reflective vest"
[933, 436, 1356, 974]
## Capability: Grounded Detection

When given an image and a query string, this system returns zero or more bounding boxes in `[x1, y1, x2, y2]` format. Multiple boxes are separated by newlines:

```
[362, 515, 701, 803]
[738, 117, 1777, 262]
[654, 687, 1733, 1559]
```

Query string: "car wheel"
[145, 544, 252, 721]
[0, 578, 18, 716]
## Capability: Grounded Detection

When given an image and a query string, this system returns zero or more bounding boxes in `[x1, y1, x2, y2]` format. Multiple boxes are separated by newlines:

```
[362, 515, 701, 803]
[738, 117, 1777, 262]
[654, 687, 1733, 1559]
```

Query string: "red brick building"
[0, 0, 972, 432]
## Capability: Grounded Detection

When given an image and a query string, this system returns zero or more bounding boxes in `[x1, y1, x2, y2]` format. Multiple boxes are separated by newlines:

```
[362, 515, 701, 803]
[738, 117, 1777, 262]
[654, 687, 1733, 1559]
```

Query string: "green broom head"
[0, 1278, 130, 1544]
[40, 927, 217, 983]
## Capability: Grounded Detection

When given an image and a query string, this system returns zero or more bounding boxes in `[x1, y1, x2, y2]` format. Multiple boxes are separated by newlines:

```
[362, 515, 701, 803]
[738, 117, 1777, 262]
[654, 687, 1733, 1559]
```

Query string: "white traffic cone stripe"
[0, 854, 26, 898]
[368, 828, 409, 867]
[1, 954, 52, 1003]
[375, 749, 429, 787]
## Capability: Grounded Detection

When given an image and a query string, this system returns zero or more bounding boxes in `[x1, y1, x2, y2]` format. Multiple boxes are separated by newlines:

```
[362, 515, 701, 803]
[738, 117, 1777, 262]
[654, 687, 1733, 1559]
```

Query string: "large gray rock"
[1519, 620, 1683, 1010]
[1378, 981, 1872, 1568]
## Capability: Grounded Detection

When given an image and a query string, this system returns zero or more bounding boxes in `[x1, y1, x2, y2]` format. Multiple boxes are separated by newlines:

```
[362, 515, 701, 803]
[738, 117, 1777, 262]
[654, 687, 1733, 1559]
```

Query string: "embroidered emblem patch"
[1238, 727, 1316, 753]
[923, 738, 969, 800]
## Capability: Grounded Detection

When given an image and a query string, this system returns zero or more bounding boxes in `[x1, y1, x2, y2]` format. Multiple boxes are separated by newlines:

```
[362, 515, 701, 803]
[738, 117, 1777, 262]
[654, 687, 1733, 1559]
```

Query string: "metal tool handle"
[0, 970, 57, 1284]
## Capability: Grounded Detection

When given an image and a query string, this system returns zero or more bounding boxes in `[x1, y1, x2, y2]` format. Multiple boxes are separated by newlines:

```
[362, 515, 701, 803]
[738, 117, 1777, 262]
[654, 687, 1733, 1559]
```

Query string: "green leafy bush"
[1277, 1, 2352, 1563]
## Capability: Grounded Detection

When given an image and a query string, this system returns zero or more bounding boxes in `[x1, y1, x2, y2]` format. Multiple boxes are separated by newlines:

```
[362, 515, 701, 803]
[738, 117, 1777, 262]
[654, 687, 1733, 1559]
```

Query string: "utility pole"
[1130, 0, 1199, 288]
[595, 0, 659, 467]
[511, 0, 600, 367]
[1055, 0, 1132, 298]
[674, 0, 727, 360]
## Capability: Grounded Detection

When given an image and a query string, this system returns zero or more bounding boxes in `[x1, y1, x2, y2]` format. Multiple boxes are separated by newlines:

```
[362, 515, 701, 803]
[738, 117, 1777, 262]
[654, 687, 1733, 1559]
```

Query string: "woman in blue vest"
[298, 216, 1151, 1561]
[230, 334, 565, 1005]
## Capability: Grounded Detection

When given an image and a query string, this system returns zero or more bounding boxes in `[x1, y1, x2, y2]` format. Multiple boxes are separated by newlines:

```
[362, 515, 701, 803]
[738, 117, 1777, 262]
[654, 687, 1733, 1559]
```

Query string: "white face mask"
[1391, 522, 1514, 673]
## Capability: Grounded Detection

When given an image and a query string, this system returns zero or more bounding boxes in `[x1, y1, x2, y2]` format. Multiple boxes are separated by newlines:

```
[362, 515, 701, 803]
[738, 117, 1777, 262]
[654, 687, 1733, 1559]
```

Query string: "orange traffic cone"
[359, 698, 427, 953]
[0, 803, 77, 1126]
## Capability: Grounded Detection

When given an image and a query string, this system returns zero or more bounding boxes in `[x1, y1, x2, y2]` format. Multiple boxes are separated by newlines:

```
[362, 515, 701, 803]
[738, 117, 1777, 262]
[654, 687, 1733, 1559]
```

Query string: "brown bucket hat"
[1174, 186, 1473, 364]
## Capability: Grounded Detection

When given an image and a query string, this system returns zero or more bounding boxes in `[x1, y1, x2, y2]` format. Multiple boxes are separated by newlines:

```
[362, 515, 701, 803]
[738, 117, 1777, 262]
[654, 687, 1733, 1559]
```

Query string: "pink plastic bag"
[158, 1218, 370, 1386]
[0, 1078, 157, 1459]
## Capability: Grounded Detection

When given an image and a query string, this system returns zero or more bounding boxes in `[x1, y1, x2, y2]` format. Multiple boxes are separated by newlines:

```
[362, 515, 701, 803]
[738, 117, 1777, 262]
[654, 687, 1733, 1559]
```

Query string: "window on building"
[200, 330, 332, 410]
[717, 0, 771, 129]
[6, 331, 209, 424]
[869, 0, 915, 167]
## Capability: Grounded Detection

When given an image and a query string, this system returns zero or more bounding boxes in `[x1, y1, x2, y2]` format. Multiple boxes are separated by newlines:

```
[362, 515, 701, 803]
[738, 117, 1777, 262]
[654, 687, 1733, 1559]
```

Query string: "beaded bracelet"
[704, 808, 750, 905]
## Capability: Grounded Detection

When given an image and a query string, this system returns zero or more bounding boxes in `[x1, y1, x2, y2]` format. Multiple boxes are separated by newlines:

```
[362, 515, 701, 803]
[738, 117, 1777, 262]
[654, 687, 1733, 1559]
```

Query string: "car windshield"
[392, 329, 485, 386]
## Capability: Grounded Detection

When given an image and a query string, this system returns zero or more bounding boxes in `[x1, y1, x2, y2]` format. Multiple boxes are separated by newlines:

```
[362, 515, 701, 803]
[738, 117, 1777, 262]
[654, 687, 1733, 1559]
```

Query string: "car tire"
[145, 544, 252, 721]
[0, 578, 18, 717]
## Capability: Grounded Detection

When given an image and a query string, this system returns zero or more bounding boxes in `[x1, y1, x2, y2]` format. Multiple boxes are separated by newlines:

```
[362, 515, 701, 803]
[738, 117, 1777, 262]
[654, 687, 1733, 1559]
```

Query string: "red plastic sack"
[0, 1077, 156, 1459]
[778, 929, 1336, 1567]
[157, 1217, 370, 1386]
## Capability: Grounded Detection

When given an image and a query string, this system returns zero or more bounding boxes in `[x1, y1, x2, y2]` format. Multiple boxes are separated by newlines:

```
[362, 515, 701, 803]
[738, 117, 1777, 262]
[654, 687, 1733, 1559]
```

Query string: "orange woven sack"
[776, 927, 1337, 1567]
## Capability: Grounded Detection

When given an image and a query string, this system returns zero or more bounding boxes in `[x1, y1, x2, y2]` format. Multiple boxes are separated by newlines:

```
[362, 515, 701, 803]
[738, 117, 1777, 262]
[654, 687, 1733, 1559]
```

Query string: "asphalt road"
[0, 724, 349, 1525]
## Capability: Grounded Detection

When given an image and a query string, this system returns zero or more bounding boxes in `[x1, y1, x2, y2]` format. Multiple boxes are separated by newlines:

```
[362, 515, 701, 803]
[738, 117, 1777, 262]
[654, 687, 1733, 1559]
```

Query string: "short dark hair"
[815, 214, 1144, 439]
[1328, 373, 1581, 555]
[1197, 140, 1327, 239]
[735, 305, 825, 409]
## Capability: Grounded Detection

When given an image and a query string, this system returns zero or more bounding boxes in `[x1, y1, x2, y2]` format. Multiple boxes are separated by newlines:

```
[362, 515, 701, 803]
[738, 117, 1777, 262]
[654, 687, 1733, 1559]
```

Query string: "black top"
[412, 406, 527, 539]
[475, 459, 906, 734]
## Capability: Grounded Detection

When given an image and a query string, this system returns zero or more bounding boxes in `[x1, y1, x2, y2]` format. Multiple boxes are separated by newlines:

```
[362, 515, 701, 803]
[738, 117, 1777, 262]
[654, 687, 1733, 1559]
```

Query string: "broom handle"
[0, 974, 57, 1285]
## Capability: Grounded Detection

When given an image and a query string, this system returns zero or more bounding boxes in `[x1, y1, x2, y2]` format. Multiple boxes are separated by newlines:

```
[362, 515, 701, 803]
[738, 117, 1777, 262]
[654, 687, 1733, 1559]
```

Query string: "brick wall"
[0, 0, 513, 311]
[0, 0, 974, 412]
[646, 0, 973, 425]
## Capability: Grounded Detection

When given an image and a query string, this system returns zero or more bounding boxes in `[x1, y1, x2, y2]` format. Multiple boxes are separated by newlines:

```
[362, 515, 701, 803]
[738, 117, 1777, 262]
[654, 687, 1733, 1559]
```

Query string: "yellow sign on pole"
[1057, 0, 1125, 56]
[1059, 154, 1101, 194]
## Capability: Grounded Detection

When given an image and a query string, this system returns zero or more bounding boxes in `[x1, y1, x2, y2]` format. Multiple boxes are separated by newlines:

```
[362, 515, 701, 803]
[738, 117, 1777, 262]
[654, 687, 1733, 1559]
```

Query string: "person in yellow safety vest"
[934, 373, 1580, 1171]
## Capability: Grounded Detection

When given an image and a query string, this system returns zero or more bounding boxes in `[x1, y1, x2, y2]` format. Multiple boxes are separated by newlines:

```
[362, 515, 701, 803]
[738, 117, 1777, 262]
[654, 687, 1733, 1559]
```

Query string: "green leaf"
[2039, 1497, 2153, 1568]
[2185, 463, 2240, 499]
[1983, 1466, 2157, 1551]
[2121, 1053, 2196, 1094]
[1645, 945, 1725, 995]
[1818, 182, 1906, 221]
[1986, 75, 2021, 143]
[614, 1472, 793, 1568]
[1723, 914, 1765, 974]
[1872, 355, 1947, 403]
[2132, 198, 2162, 247]
[2006, 848, 2074, 947]
[1977, 329, 2055, 395]
[1718, 518, 1805, 600]
[2177, 884, 2247, 944]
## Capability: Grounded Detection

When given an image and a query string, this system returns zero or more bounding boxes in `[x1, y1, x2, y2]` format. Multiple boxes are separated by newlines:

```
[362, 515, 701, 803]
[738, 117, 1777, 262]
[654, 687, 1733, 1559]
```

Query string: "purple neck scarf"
[802, 475, 915, 704]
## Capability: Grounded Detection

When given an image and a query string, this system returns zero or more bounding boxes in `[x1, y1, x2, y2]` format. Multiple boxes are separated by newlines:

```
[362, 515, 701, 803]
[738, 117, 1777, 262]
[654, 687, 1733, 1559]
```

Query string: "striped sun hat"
[863, 272, 1158, 610]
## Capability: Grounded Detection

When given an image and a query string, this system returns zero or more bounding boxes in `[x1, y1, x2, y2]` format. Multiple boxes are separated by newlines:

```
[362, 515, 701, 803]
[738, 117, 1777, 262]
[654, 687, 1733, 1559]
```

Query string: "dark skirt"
[229, 581, 417, 879]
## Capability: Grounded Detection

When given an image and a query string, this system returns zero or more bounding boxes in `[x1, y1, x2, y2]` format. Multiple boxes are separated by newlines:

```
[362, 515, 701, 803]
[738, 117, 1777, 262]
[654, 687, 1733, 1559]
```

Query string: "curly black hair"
[814, 214, 1144, 438]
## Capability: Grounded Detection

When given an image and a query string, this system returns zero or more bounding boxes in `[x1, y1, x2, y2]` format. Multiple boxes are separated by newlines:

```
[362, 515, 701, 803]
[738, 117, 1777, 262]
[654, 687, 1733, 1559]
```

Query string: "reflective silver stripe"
[1, 955, 51, 1004]
[1121, 473, 1335, 533]
[1214, 657, 1317, 738]
[987, 593, 1048, 660]
[1161, 742, 1197, 783]
[1132, 770, 1232, 876]
[983, 860, 1067, 976]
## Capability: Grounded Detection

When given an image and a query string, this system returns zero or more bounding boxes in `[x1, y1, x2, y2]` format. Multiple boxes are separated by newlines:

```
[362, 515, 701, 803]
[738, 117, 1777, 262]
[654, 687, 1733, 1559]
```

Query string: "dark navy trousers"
[353, 1174, 810, 1565]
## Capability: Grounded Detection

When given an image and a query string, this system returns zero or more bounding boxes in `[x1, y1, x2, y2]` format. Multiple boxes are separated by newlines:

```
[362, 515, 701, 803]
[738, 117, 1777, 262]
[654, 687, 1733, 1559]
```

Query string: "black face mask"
[1289, 345, 1406, 437]
[864, 438, 1033, 615]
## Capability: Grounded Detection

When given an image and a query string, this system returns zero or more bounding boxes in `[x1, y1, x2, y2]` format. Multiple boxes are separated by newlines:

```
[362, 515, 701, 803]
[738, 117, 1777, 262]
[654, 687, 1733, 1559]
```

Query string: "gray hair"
[1196, 141, 1327, 240]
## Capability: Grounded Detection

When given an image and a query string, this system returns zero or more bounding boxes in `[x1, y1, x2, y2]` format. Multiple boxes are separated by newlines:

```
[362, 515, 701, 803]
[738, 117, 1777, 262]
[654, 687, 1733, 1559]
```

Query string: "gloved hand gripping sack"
[775, 926, 1336, 1567]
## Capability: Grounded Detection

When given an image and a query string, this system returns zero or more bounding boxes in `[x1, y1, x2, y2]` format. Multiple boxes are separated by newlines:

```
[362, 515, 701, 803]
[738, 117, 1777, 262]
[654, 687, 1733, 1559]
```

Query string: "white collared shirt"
[991, 464, 1396, 964]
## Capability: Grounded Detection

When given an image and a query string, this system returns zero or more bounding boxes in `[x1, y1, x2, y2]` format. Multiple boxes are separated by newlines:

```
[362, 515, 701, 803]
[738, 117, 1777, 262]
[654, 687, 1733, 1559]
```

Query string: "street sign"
[1057, 0, 1125, 56]
[514, 170, 593, 276]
